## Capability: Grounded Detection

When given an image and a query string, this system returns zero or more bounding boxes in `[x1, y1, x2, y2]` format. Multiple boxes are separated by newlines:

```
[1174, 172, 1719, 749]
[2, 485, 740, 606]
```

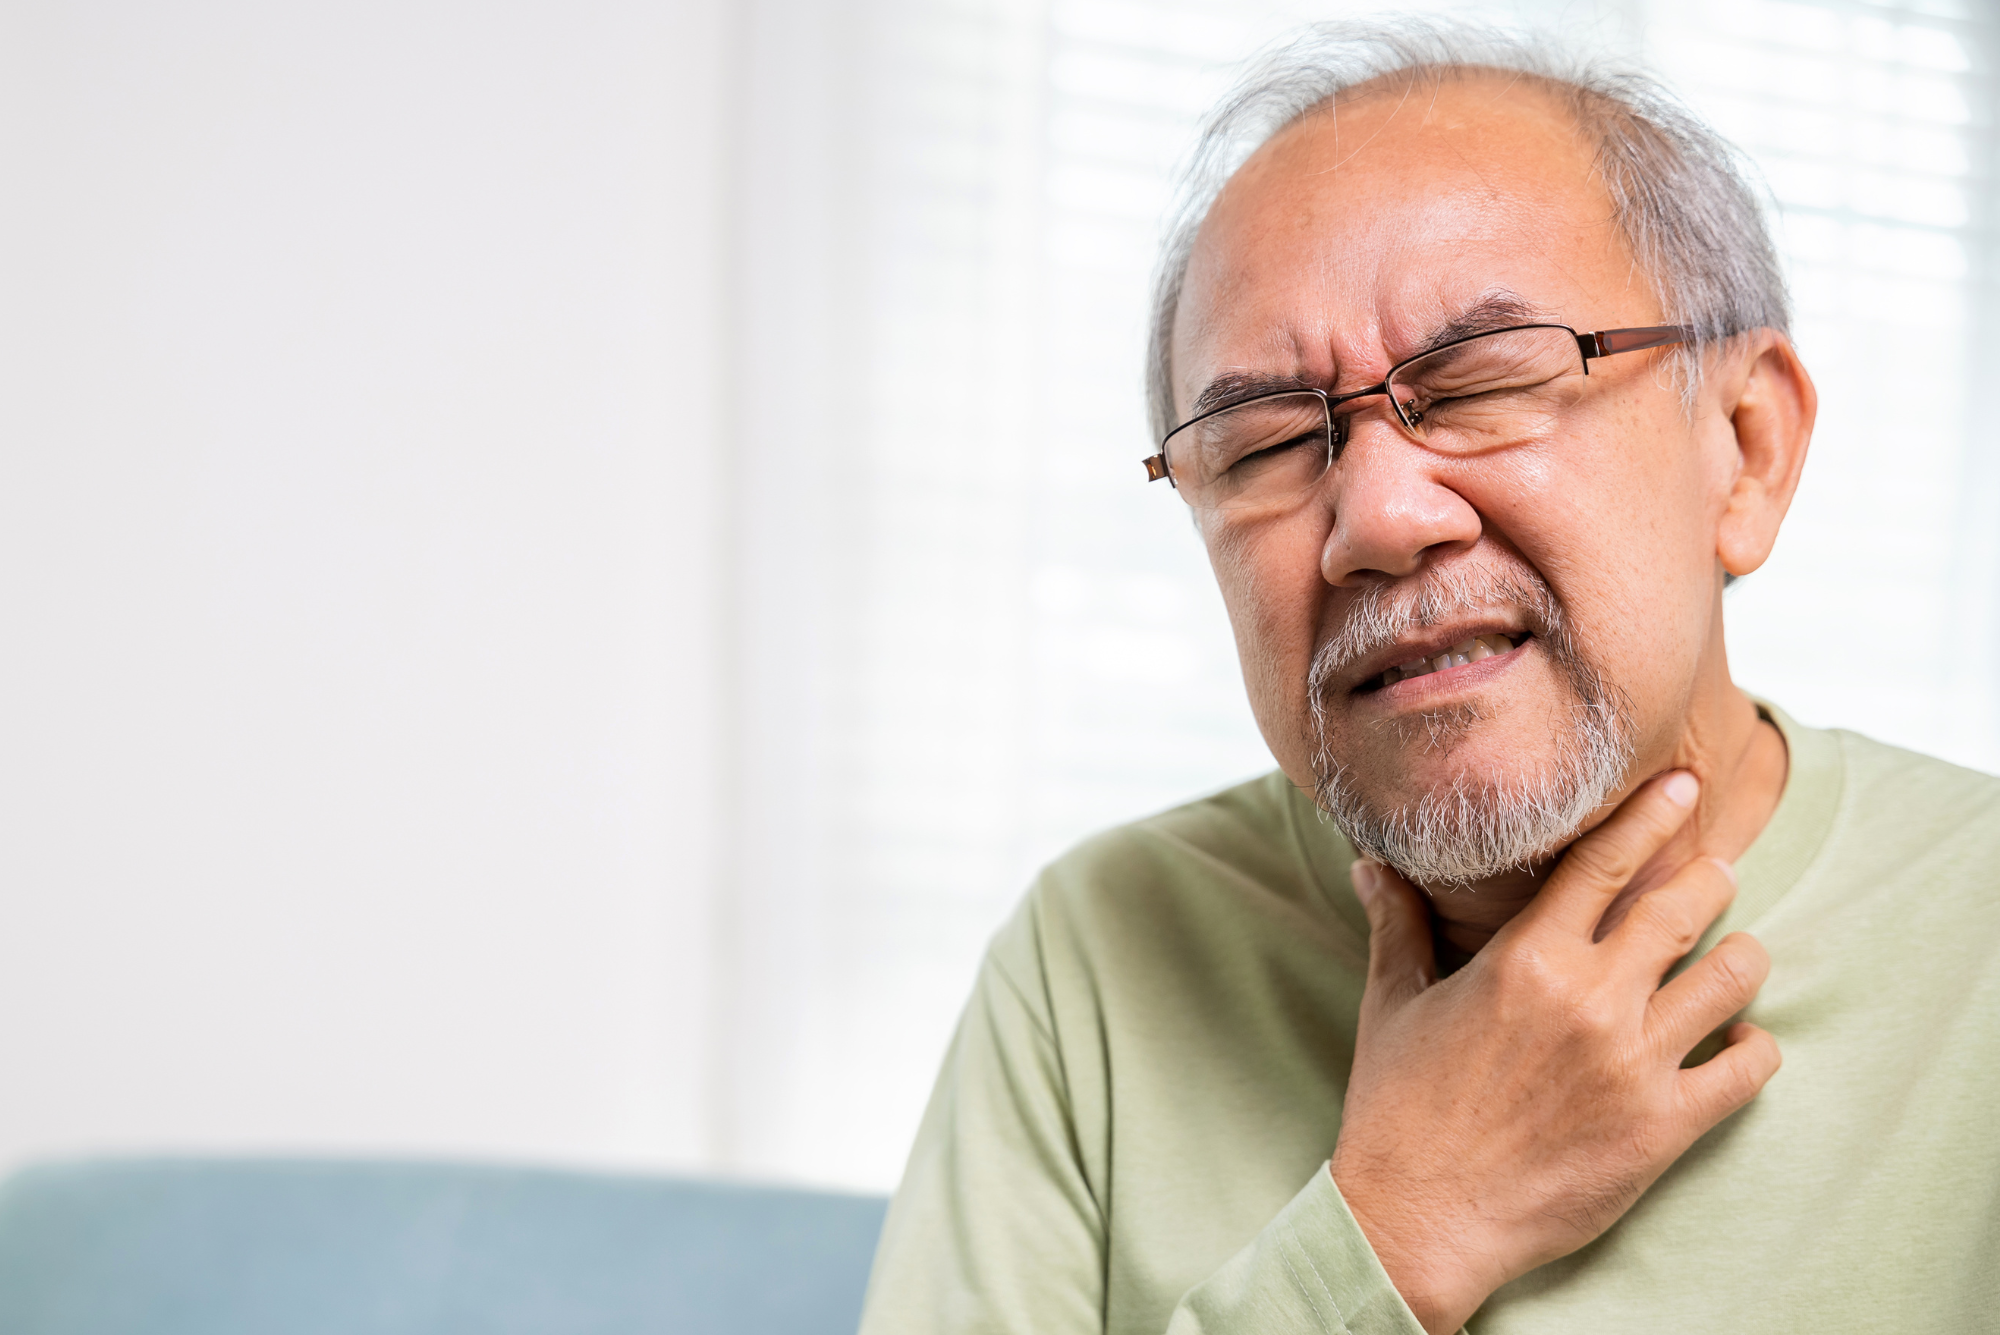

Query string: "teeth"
[1378, 634, 1518, 688]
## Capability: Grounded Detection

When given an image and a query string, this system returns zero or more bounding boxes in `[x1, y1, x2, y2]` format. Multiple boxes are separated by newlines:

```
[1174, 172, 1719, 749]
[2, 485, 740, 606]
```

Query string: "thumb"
[1352, 860, 1435, 1009]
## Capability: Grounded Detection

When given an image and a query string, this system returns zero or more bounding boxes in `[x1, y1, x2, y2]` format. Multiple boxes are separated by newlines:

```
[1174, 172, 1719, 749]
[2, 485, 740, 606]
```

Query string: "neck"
[1422, 678, 1790, 966]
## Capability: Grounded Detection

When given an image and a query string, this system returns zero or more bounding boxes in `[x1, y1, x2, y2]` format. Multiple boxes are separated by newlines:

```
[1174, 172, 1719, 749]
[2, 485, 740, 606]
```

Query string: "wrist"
[1328, 1160, 1494, 1335]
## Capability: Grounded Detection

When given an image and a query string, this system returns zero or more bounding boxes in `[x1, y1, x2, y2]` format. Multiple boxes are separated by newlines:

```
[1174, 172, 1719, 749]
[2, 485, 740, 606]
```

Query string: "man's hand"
[1330, 772, 1782, 1335]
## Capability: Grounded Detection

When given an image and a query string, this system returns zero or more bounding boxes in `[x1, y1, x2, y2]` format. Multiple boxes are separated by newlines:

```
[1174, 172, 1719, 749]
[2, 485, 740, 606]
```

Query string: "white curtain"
[717, 0, 1999, 1190]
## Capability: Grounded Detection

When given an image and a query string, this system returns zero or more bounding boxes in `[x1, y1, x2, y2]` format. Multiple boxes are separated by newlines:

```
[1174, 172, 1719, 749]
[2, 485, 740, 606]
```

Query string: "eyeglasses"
[1143, 323, 1690, 514]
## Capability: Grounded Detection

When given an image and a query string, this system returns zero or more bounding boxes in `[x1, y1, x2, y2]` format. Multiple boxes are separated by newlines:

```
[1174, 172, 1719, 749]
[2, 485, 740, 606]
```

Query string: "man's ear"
[1715, 331, 1816, 578]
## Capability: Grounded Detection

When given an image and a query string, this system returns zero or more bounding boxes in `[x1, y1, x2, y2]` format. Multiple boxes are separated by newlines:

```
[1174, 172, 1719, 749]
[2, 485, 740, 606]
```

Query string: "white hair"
[1145, 17, 1790, 441]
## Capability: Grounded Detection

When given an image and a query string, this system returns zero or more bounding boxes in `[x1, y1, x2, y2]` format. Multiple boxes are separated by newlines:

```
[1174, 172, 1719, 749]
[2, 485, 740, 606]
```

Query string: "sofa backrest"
[0, 1158, 888, 1335]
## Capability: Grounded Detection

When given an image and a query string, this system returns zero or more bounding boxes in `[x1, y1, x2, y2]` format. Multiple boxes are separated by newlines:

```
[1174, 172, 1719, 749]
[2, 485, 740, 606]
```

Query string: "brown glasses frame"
[1142, 323, 1692, 486]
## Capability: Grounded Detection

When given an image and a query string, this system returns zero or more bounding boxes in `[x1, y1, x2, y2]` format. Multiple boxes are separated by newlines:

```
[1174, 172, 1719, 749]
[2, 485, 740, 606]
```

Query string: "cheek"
[1204, 515, 1330, 737]
[1479, 399, 1720, 693]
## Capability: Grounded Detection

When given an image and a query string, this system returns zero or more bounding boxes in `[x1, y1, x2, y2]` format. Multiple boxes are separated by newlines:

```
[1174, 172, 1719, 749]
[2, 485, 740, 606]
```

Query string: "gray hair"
[1145, 18, 1789, 440]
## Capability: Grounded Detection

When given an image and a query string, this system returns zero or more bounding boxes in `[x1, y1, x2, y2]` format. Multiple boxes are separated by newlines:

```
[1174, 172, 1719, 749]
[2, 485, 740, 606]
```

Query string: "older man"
[859, 22, 2000, 1335]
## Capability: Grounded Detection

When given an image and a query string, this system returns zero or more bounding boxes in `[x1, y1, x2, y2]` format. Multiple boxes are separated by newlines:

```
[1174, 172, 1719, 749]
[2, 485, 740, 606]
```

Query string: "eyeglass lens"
[1167, 325, 1589, 512]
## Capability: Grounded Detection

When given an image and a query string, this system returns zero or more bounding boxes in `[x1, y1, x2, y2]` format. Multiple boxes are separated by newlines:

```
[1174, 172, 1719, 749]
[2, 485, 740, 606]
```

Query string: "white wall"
[0, 0, 733, 1174]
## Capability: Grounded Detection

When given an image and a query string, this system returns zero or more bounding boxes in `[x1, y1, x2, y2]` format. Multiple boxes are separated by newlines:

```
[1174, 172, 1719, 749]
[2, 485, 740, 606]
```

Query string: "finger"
[1606, 856, 1738, 977]
[1524, 770, 1700, 939]
[1351, 860, 1435, 1010]
[1674, 1021, 1781, 1131]
[1646, 931, 1770, 1058]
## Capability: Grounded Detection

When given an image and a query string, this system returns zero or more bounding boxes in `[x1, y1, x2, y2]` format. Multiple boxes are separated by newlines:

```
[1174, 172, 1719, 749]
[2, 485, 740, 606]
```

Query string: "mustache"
[1307, 563, 1567, 696]
[1302, 562, 1635, 887]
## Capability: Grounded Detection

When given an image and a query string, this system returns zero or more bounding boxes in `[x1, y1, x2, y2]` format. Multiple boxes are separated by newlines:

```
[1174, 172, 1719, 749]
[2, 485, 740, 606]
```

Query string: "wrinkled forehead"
[1171, 75, 1650, 416]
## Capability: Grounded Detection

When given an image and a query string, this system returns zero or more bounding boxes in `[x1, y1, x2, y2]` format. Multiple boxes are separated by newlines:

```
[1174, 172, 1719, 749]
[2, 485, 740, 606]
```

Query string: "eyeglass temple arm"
[1578, 325, 1692, 359]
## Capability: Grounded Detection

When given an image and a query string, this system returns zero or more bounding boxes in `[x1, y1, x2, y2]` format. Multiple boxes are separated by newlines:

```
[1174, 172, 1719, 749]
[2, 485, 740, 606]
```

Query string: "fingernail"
[1350, 860, 1378, 904]
[1707, 855, 1738, 886]
[1663, 771, 1700, 808]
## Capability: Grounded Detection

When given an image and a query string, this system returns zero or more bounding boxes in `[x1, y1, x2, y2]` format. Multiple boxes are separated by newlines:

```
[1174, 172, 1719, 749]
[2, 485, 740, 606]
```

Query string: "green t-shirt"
[859, 707, 2000, 1333]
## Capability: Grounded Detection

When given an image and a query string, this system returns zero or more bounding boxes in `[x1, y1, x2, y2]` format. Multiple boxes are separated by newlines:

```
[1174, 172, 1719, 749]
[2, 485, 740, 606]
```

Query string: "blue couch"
[0, 1158, 888, 1335]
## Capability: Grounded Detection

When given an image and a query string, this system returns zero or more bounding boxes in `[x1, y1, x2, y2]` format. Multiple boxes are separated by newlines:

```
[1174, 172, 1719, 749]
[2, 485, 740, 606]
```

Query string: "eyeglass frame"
[1141, 322, 1694, 488]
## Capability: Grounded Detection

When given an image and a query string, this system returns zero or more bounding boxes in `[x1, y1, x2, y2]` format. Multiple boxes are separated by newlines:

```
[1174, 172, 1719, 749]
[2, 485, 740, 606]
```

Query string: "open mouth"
[1363, 632, 1530, 692]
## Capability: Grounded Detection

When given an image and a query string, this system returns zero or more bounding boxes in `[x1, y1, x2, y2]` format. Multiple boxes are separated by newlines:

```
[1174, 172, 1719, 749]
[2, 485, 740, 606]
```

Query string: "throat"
[1414, 704, 1792, 969]
[1420, 864, 1546, 967]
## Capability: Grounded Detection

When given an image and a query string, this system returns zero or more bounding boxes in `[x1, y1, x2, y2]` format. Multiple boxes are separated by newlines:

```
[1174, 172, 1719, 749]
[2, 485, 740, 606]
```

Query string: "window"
[721, 0, 1999, 1190]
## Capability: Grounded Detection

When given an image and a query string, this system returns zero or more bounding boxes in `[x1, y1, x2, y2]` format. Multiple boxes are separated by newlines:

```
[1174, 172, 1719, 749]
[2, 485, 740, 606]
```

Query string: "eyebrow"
[1183, 290, 1561, 422]
[1409, 291, 1555, 357]
[1187, 370, 1320, 419]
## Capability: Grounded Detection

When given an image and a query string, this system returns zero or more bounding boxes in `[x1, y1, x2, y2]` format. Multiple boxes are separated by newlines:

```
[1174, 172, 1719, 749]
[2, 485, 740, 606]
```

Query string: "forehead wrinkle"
[1187, 286, 1552, 419]
[1186, 321, 1332, 418]
[1179, 82, 1632, 422]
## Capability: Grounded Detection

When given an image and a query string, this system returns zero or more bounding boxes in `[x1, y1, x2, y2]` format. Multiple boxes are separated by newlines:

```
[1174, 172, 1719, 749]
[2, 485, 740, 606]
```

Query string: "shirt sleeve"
[1166, 1168, 1430, 1335]
[860, 904, 1430, 1335]
[858, 934, 1106, 1335]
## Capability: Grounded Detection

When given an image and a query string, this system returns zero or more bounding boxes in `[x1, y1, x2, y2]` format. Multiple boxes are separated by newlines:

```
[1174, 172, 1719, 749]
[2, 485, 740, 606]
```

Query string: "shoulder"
[1826, 727, 2000, 853]
[1036, 769, 1343, 923]
[1781, 723, 2000, 933]
[987, 771, 1363, 1013]
[1050, 769, 1327, 888]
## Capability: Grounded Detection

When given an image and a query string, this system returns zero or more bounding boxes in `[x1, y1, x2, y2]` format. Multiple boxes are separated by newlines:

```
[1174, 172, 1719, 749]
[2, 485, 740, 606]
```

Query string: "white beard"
[1306, 565, 1633, 889]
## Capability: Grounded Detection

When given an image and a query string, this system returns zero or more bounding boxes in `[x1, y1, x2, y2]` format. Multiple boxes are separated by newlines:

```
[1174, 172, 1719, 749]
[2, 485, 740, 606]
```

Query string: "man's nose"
[1319, 420, 1483, 586]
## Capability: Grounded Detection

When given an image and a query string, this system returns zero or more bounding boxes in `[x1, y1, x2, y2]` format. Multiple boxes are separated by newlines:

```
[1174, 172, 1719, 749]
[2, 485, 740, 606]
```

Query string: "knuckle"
[1719, 1053, 1768, 1107]
[1491, 944, 1589, 1026]
[1706, 940, 1768, 1004]
[1630, 893, 1699, 950]
[1560, 835, 1635, 888]
[1494, 940, 1563, 996]
[1567, 1003, 1616, 1040]
[1557, 985, 1619, 1040]
[1700, 958, 1753, 1011]
[1679, 1073, 1739, 1126]
[1704, 947, 1752, 999]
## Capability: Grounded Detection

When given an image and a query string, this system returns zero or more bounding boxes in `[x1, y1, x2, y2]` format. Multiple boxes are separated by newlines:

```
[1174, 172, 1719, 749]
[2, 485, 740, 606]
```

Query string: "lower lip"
[1369, 640, 1529, 702]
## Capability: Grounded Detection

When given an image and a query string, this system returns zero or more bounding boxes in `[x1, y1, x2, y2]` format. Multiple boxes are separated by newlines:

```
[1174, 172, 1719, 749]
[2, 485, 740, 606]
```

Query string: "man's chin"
[1319, 712, 1557, 799]
[1312, 706, 1632, 888]
[1331, 761, 1558, 826]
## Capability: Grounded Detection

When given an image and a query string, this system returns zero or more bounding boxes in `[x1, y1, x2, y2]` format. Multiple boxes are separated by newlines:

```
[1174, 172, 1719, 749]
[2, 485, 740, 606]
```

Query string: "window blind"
[724, 0, 1999, 1191]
